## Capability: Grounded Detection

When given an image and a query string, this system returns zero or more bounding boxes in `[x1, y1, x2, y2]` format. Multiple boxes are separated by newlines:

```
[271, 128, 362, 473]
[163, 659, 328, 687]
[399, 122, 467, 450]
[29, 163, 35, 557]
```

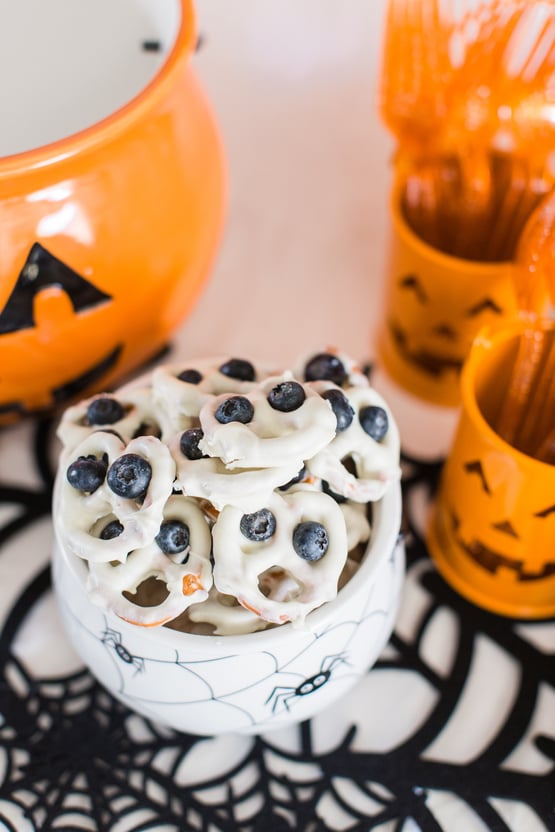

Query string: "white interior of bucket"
[0, 0, 181, 157]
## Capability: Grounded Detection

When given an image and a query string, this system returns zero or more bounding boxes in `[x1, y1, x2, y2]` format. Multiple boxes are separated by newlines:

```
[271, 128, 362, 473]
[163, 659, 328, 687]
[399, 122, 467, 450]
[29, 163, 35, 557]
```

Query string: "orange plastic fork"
[379, 0, 555, 263]
[379, 0, 453, 160]
[443, 2, 528, 256]
[496, 1, 555, 160]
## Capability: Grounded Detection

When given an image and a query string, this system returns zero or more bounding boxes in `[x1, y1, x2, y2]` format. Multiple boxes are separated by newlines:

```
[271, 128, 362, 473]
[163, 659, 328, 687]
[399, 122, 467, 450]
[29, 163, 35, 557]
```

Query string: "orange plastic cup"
[376, 187, 518, 407]
[427, 318, 555, 619]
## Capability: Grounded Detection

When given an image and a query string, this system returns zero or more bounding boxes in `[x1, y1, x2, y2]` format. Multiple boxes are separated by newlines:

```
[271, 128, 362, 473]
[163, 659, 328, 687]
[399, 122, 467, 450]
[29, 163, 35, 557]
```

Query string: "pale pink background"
[178, 0, 394, 368]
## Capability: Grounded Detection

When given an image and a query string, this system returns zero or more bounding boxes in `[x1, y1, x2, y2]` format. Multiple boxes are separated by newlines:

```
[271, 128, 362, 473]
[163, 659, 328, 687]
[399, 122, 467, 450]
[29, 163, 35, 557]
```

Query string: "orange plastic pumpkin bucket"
[0, 0, 226, 423]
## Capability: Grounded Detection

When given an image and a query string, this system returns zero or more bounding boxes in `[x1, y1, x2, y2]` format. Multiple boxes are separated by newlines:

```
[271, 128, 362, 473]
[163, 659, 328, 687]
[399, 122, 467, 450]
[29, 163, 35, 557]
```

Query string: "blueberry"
[293, 521, 329, 561]
[304, 353, 347, 386]
[219, 358, 256, 382]
[215, 396, 254, 424]
[240, 508, 276, 541]
[180, 428, 207, 460]
[86, 397, 124, 425]
[156, 520, 190, 555]
[100, 520, 124, 540]
[321, 388, 354, 432]
[66, 455, 107, 494]
[177, 368, 202, 384]
[107, 454, 152, 499]
[267, 381, 306, 412]
[359, 405, 389, 441]
[278, 465, 307, 491]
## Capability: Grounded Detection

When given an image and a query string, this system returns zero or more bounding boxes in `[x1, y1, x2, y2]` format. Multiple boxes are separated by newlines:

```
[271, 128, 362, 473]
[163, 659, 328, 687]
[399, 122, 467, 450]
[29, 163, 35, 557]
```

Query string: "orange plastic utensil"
[379, 0, 453, 159]
[517, 329, 555, 458]
[495, 189, 555, 448]
[443, 2, 530, 259]
[380, 0, 555, 264]
[512, 188, 555, 314]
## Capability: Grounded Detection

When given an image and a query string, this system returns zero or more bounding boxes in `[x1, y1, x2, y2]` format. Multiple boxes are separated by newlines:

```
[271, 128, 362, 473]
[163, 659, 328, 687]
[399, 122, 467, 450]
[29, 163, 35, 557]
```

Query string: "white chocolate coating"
[186, 499, 368, 635]
[187, 587, 272, 635]
[212, 489, 349, 626]
[170, 430, 303, 512]
[56, 432, 175, 564]
[306, 383, 401, 502]
[340, 501, 372, 551]
[87, 495, 213, 627]
[198, 374, 337, 470]
[152, 357, 277, 432]
[57, 386, 174, 454]
[54, 350, 401, 633]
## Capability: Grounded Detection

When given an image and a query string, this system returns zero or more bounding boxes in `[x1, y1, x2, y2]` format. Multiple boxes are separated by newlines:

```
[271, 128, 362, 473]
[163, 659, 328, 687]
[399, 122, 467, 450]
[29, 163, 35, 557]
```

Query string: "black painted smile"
[450, 510, 555, 582]
[389, 320, 464, 378]
[0, 344, 122, 418]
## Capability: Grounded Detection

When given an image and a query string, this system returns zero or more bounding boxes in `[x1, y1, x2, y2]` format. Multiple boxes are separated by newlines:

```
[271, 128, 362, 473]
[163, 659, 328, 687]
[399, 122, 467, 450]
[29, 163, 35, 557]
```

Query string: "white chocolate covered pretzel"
[340, 501, 372, 551]
[56, 431, 175, 564]
[187, 587, 272, 635]
[57, 385, 172, 454]
[212, 488, 348, 626]
[198, 374, 337, 470]
[87, 495, 213, 627]
[151, 357, 277, 433]
[306, 384, 401, 502]
[170, 429, 303, 512]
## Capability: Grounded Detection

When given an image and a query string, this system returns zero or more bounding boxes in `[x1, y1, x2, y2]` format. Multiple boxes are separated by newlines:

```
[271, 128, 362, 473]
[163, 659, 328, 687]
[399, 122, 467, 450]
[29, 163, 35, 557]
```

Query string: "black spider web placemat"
[0, 417, 553, 832]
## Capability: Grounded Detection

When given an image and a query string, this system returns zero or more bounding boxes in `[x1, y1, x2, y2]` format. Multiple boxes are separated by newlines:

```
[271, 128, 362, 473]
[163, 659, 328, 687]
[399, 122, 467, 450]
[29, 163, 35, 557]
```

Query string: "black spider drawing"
[102, 627, 145, 675]
[265, 652, 349, 713]
[71, 606, 382, 729]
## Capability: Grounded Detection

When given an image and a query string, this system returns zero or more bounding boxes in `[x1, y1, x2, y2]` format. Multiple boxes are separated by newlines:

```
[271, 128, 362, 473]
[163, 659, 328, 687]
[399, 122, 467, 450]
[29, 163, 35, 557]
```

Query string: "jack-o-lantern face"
[426, 317, 555, 618]
[376, 197, 525, 406]
[446, 458, 555, 582]
[429, 438, 555, 618]
[0, 243, 125, 421]
[388, 272, 507, 378]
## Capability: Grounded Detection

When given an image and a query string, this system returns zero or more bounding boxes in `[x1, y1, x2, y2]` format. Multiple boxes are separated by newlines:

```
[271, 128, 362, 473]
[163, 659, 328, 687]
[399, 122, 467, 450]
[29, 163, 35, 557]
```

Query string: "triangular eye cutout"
[534, 504, 555, 519]
[463, 460, 491, 494]
[0, 242, 112, 335]
[492, 519, 519, 538]
[465, 298, 503, 317]
[399, 274, 428, 303]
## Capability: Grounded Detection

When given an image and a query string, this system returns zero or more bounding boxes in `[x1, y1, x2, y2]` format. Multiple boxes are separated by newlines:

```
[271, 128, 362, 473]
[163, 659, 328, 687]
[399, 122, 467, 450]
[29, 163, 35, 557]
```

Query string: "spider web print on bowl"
[0, 416, 553, 831]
